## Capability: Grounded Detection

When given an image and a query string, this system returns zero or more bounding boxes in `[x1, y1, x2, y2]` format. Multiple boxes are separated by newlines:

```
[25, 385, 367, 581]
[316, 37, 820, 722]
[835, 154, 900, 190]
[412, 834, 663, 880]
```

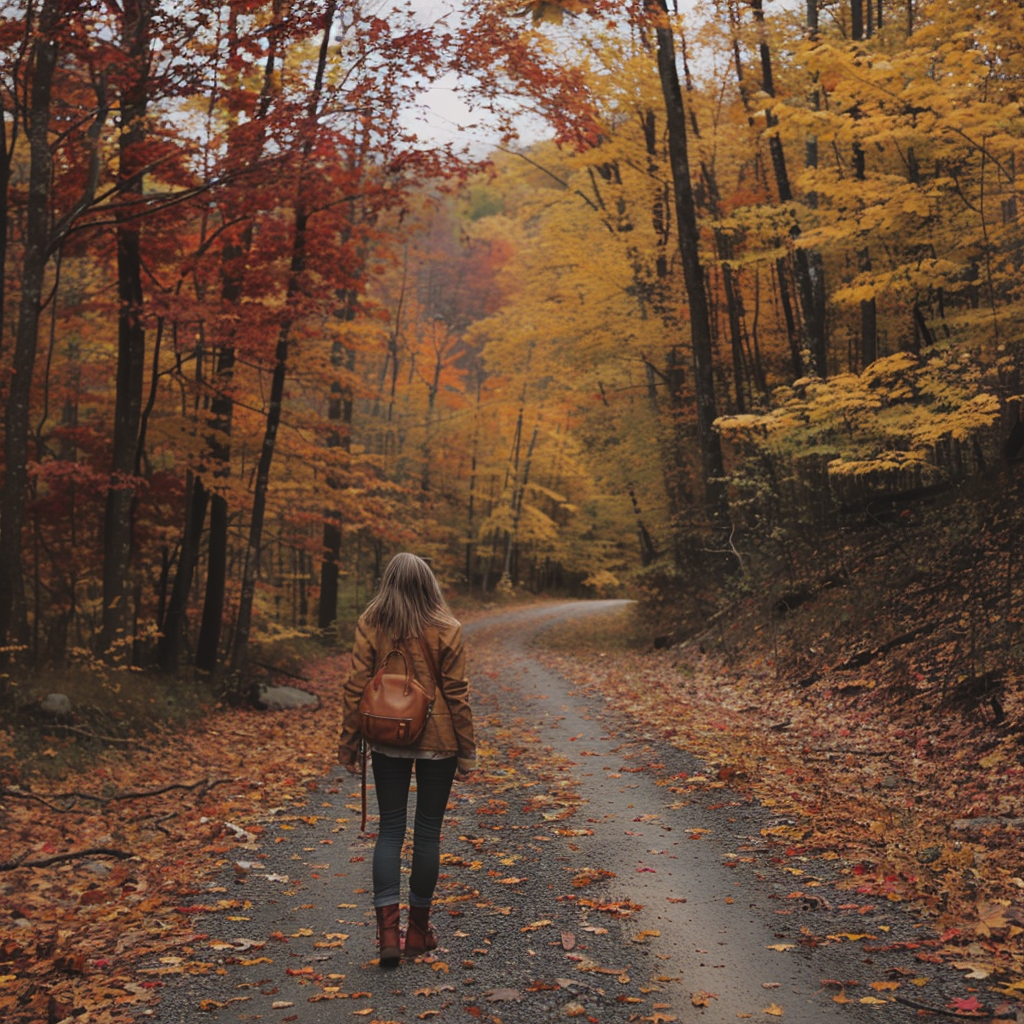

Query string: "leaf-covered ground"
[0, 665, 344, 1023]
[536, 605, 1024, 1006]
[2, 598, 1023, 1023]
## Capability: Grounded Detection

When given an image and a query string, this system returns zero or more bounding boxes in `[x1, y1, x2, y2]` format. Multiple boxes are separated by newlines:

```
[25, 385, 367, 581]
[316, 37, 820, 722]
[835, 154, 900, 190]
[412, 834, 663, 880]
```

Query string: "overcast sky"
[389, 0, 734, 153]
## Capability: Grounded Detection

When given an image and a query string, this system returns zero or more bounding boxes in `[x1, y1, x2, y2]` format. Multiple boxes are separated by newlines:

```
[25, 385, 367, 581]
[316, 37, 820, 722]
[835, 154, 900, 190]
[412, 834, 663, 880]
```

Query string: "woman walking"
[338, 553, 477, 965]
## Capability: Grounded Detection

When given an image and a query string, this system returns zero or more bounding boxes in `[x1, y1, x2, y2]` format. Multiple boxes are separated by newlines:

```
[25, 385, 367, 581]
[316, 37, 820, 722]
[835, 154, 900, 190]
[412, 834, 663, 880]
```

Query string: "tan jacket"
[337, 614, 477, 774]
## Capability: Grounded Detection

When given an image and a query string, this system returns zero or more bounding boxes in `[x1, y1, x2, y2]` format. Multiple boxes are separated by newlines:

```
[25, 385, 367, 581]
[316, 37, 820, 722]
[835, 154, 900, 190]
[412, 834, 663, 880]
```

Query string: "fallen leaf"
[765, 944, 795, 952]
[521, 920, 553, 932]
[691, 990, 718, 1006]
[953, 962, 991, 980]
[949, 996, 984, 1012]
[484, 988, 522, 1002]
[561, 931, 576, 950]
[764, 1005, 783, 1016]
[571, 868, 616, 887]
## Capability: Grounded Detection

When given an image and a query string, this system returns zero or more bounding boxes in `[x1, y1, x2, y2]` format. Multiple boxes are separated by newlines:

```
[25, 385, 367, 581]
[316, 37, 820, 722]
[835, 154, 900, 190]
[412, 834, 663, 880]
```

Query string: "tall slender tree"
[0, 1, 107, 670]
[100, 0, 152, 657]
[647, 0, 728, 522]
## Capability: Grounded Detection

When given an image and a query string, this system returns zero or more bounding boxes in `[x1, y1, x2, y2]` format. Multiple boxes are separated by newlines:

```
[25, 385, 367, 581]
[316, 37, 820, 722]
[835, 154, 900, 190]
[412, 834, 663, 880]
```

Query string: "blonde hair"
[363, 553, 455, 640]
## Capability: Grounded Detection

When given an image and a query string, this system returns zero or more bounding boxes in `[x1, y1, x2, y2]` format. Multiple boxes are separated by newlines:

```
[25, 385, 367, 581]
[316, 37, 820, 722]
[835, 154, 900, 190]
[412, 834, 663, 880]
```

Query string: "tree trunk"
[680, 20, 753, 417]
[649, 0, 728, 522]
[750, 0, 828, 376]
[0, 82, 13, 353]
[230, 265, 302, 680]
[195, 3, 285, 672]
[159, 476, 207, 671]
[853, 143, 878, 366]
[0, 1, 60, 664]
[629, 485, 658, 566]
[317, 325, 355, 631]
[230, 3, 336, 681]
[195, 490, 227, 671]
[101, 0, 151, 657]
[465, 376, 482, 590]
[502, 418, 540, 584]
[775, 257, 802, 376]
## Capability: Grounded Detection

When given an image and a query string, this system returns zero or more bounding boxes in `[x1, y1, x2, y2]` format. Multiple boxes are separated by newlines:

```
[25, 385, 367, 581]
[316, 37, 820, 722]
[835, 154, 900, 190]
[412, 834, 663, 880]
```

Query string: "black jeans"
[370, 752, 457, 908]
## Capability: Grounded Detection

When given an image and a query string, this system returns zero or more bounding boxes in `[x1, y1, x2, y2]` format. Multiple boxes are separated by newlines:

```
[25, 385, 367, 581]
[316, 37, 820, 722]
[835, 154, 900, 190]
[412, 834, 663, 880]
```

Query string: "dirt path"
[150, 601, 949, 1023]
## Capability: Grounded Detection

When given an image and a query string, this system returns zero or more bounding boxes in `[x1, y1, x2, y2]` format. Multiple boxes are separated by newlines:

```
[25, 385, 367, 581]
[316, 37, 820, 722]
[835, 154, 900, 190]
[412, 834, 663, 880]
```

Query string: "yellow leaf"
[765, 944, 795, 951]
[859, 996, 889, 1005]
[764, 1003, 784, 1016]
[870, 981, 899, 991]
[521, 920, 553, 932]
[953, 962, 991, 980]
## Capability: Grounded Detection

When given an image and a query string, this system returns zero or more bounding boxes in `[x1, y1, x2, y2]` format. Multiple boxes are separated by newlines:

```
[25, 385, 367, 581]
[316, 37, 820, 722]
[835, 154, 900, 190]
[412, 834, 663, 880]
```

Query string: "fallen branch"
[1, 786, 74, 812]
[254, 660, 310, 683]
[105, 777, 234, 803]
[51, 776, 234, 804]
[0, 847, 135, 871]
[805, 749, 894, 760]
[831, 621, 943, 674]
[892, 994, 1008, 1019]
[44, 723, 150, 750]
[147, 812, 177, 836]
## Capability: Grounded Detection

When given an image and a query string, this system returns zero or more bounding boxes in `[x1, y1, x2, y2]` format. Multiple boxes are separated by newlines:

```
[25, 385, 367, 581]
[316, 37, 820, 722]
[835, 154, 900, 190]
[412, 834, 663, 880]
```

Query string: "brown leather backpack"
[358, 636, 438, 747]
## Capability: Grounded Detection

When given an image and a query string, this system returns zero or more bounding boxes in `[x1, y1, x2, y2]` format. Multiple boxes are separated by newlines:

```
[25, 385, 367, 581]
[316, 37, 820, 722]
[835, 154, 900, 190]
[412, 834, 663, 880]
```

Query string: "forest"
[0, 0, 1021, 710]
[5, 2, 1024, 1020]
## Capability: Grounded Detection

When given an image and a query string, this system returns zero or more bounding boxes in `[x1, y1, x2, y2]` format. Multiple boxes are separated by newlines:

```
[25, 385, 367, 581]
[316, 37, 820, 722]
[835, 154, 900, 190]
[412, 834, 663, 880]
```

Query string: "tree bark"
[853, 143, 878, 367]
[195, 2, 285, 672]
[101, 0, 151, 657]
[750, 0, 828, 376]
[0, 1, 61, 663]
[229, 218, 306, 681]
[649, 0, 728, 522]
[159, 476, 207, 671]
[317, 323, 355, 632]
[629, 485, 658, 566]
[230, 2, 336, 680]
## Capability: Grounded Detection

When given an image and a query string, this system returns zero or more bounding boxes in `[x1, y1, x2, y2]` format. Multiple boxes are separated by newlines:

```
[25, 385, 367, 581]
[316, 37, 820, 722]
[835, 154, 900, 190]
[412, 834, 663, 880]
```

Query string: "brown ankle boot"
[375, 904, 401, 965]
[404, 904, 438, 957]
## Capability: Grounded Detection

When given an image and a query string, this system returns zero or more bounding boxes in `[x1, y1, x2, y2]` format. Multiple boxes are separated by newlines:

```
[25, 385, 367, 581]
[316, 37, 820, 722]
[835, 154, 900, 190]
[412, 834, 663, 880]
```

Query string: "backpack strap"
[415, 634, 441, 697]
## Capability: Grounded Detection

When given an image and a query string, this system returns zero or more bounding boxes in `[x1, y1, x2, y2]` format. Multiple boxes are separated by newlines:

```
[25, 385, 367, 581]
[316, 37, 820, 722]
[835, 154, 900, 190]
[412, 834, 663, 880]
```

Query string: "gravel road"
[150, 600, 957, 1024]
